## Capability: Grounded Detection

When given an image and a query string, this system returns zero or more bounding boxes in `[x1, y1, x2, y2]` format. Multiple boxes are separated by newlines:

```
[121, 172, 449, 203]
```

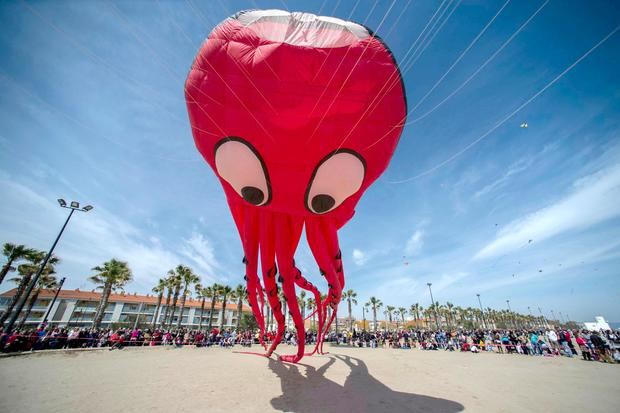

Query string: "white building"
[583, 316, 612, 331]
[0, 288, 251, 329]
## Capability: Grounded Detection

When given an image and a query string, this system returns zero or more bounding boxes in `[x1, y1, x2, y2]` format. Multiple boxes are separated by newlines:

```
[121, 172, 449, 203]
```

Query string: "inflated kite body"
[185, 10, 406, 363]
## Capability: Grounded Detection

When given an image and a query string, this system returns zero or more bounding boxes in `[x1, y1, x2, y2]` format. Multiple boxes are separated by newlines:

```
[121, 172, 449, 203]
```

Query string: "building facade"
[0, 288, 251, 330]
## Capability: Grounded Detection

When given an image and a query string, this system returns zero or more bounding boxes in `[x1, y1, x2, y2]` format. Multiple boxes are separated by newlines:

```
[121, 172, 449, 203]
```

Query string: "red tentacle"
[306, 217, 342, 355]
[259, 211, 286, 357]
[242, 207, 267, 350]
[292, 265, 323, 356]
[274, 213, 305, 363]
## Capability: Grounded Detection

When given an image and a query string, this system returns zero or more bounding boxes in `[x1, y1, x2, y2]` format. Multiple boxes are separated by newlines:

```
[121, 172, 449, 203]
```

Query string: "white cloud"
[475, 164, 620, 260]
[180, 232, 220, 278]
[404, 230, 424, 256]
[475, 156, 533, 198]
[352, 249, 368, 266]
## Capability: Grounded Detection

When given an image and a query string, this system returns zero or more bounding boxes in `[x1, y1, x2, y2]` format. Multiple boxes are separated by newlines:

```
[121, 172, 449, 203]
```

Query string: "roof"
[0, 288, 251, 312]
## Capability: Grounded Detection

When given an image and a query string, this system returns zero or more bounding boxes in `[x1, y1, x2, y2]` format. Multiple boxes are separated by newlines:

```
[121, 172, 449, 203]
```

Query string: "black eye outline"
[304, 148, 366, 215]
[214, 136, 272, 206]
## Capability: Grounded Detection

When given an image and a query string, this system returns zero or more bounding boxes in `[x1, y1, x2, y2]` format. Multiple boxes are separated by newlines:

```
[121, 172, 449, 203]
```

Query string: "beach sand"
[0, 345, 618, 413]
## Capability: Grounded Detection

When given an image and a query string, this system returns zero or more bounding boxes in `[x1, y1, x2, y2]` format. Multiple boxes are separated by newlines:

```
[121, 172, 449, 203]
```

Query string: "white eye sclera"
[215, 138, 271, 206]
[306, 150, 365, 214]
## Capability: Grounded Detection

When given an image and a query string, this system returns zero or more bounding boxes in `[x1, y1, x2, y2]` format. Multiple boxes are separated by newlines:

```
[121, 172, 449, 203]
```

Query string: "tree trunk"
[151, 293, 163, 330]
[372, 307, 377, 332]
[168, 288, 180, 328]
[17, 288, 41, 329]
[207, 298, 216, 332]
[236, 298, 242, 330]
[92, 282, 112, 329]
[176, 287, 188, 328]
[160, 290, 172, 328]
[199, 297, 206, 330]
[0, 258, 15, 286]
[220, 296, 228, 331]
[0, 274, 33, 325]
[348, 299, 352, 331]
[282, 299, 287, 330]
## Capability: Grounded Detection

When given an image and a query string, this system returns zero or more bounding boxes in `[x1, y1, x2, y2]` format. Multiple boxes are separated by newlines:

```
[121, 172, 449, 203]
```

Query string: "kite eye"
[215, 137, 271, 206]
[305, 150, 365, 214]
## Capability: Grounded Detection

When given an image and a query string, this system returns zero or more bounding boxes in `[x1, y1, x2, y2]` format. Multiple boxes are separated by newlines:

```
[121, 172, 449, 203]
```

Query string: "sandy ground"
[0, 345, 618, 413]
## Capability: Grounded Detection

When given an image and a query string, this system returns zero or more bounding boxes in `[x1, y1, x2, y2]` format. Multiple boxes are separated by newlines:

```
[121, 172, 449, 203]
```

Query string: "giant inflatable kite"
[185, 10, 406, 363]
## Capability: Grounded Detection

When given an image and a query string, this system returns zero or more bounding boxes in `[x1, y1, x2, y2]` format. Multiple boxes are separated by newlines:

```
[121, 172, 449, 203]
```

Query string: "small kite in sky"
[520, 122, 529, 128]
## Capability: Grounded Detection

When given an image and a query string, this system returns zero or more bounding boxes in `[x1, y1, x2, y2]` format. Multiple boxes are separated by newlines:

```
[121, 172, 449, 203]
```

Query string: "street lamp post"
[42, 276, 66, 325]
[427, 283, 439, 330]
[476, 294, 486, 329]
[4, 199, 93, 332]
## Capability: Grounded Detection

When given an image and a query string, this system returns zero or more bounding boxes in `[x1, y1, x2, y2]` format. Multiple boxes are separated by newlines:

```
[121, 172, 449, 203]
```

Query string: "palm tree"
[306, 298, 316, 330]
[0, 251, 58, 325]
[343, 289, 357, 331]
[194, 283, 207, 330]
[386, 305, 395, 327]
[297, 291, 307, 320]
[409, 303, 421, 327]
[363, 302, 370, 330]
[278, 288, 288, 329]
[205, 284, 220, 332]
[151, 278, 167, 330]
[160, 276, 175, 328]
[398, 306, 407, 327]
[0, 243, 35, 286]
[17, 272, 58, 329]
[234, 284, 246, 330]
[90, 259, 132, 329]
[367, 297, 382, 332]
[219, 285, 233, 330]
[166, 271, 183, 327]
[174, 265, 199, 328]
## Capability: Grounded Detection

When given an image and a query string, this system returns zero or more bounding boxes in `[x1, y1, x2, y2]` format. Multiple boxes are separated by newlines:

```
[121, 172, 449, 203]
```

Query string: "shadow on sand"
[269, 354, 464, 413]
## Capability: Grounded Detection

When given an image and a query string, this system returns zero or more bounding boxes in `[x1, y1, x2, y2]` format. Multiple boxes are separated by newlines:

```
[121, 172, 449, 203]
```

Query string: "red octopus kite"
[185, 10, 406, 363]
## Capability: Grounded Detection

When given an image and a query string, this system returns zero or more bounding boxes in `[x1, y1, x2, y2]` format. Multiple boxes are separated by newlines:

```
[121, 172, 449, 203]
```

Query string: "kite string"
[386, 23, 620, 184]
[364, 0, 551, 151]
[305, 0, 398, 146]
[408, 0, 512, 116]
[407, 0, 550, 126]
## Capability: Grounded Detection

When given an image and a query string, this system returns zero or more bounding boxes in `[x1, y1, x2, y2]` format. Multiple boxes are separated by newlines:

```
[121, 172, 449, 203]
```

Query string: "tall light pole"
[527, 306, 533, 328]
[427, 283, 439, 330]
[476, 294, 486, 329]
[5, 199, 93, 332]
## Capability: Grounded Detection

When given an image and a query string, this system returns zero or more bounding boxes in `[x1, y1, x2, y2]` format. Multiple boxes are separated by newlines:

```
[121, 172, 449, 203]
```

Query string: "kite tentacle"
[259, 211, 286, 357]
[242, 208, 267, 350]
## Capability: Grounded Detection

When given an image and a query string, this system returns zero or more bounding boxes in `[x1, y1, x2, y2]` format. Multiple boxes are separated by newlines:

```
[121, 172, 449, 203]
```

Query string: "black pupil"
[241, 186, 264, 205]
[312, 194, 335, 213]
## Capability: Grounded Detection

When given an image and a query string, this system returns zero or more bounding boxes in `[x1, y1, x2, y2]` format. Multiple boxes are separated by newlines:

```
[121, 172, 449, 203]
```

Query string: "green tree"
[90, 259, 132, 329]
[234, 284, 247, 330]
[174, 265, 199, 328]
[205, 284, 221, 332]
[159, 276, 175, 328]
[219, 285, 233, 330]
[165, 270, 183, 327]
[17, 272, 58, 329]
[386, 305, 395, 325]
[367, 297, 382, 332]
[306, 297, 316, 330]
[0, 251, 58, 325]
[0, 243, 35, 286]
[151, 278, 167, 330]
[343, 289, 357, 331]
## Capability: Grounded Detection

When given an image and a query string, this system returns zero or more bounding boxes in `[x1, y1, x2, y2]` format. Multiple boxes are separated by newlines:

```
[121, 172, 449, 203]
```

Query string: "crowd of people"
[1, 324, 619, 364]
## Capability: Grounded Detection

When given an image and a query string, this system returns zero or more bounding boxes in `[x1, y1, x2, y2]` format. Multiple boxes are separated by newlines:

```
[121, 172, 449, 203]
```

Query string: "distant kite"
[520, 122, 529, 128]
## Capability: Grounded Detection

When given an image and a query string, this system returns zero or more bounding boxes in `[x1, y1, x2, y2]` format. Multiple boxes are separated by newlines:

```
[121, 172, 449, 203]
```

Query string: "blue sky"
[1, 0, 619, 323]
